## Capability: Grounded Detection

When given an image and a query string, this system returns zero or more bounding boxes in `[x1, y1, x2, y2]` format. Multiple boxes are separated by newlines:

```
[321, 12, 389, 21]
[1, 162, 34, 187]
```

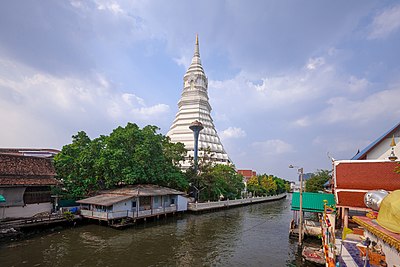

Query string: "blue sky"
[1, 1, 400, 181]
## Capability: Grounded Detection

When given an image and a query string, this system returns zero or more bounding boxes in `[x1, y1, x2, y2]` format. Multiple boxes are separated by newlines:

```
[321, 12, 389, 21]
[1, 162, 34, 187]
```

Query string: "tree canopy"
[305, 169, 332, 192]
[54, 123, 188, 198]
[247, 174, 290, 197]
[184, 149, 245, 201]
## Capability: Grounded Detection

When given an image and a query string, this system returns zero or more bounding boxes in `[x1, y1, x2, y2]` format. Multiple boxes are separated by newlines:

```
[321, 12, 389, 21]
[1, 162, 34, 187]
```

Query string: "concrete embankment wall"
[188, 193, 287, 212]
[1, 203, 52, 219]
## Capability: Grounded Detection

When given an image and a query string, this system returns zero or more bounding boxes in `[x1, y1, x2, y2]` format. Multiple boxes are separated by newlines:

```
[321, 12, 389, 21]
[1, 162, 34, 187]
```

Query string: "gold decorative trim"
[353, 216, 400, 251]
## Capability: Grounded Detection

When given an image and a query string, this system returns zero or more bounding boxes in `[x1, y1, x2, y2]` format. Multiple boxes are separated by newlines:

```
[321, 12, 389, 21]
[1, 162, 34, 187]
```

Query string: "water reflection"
[0, 196, 318, 267]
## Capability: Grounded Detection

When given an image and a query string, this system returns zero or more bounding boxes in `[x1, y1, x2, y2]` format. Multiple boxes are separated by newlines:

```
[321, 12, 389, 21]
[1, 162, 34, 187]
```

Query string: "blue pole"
[193, 129, 200, 171]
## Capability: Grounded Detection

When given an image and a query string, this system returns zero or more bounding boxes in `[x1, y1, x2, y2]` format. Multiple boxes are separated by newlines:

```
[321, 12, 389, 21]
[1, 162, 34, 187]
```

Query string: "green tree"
[184, 149, 245, 202]
[247, 175, 263, 196]
[305, 169, 332, 192]
[54, 123, 188, 198]
[260, 175, 277, 195]
[246, 174, 290, 196]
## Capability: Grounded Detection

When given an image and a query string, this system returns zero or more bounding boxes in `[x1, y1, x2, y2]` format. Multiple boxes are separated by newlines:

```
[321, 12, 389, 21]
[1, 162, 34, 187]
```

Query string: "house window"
[131, 201, 137, 208]
[140, 196, 151, 210]
[171, 198, 175, 205]
[23, 186, 51, 204]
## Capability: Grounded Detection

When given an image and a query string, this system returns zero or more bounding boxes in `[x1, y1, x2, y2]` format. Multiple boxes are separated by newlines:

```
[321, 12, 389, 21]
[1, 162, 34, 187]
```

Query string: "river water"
[0, 195, 319, 267]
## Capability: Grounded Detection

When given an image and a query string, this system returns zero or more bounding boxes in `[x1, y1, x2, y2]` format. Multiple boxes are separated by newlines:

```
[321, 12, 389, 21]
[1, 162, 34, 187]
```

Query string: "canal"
[0, 195, 319, 266]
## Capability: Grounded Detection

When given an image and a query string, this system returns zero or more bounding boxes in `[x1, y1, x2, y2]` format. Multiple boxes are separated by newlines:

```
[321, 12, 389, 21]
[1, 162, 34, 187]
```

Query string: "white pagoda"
[167, 35, 231, 168]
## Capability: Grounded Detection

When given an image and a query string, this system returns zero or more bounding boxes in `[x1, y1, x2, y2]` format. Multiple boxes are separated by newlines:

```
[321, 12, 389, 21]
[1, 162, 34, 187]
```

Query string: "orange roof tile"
[336, 191, 367, 208]
[336, 161, 400, 191]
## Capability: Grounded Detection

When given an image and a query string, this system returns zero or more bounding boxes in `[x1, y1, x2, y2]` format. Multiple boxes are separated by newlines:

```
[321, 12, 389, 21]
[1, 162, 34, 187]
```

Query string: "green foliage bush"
[63, 211, 74, 222]
[247, 174, 290, 197]
[54, 123, 188, 198]
[305, 169, 331, 192]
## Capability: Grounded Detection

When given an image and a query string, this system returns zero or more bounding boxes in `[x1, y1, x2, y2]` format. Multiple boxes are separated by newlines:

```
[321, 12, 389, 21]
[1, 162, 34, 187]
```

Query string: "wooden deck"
[80, 206, 178, 221]
[187, 193, 287, 212]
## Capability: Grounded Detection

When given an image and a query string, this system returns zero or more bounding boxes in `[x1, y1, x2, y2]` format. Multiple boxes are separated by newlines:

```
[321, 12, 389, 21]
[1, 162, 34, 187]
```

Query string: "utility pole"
[289, 165, 304, 246]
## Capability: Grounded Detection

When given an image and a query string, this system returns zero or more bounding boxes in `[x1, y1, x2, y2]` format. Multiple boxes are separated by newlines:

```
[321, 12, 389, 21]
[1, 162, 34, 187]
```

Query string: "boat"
[302, 246, 325, 265]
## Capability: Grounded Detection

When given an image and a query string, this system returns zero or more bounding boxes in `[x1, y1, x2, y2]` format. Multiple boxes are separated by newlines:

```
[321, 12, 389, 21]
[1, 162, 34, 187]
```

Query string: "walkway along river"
[0, 194, 318, 267]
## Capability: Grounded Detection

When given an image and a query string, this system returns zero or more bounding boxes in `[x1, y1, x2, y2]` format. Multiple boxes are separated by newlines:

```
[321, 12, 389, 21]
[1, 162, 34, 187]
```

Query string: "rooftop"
[291, 192, 336, 213]
[335, 160, 400, 191]
[77, 184, 186, 206]
[0, 153, 58, 186]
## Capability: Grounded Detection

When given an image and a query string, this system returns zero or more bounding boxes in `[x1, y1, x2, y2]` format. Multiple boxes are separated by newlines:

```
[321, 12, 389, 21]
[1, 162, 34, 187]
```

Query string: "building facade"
[167, 36, 231, 168]
[0, 153, 59, 219]
[352, 122, 400, 160]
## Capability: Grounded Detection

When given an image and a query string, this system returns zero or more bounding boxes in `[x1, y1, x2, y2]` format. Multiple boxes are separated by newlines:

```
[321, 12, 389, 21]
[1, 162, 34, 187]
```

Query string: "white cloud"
[306, 57, 325, 70]
[96, 1, 124, 15]
[293, 117, 311, 127]
[210, 56, 338, 115]
[252, 139, 293, 155]
[0, 58, 170, 147]
[173, 55, 191, 68]
[220, 127, 246, 140]
[368, 5, 400, 39]
[318, 87, 400, 124]
[348, 76, 370, 93]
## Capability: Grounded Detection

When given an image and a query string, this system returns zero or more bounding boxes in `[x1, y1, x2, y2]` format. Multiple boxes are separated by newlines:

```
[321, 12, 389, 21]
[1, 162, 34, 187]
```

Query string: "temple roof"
[335, 161, 400, 191]
[352, 121, 400, 160]
[334, 160, 400, 208]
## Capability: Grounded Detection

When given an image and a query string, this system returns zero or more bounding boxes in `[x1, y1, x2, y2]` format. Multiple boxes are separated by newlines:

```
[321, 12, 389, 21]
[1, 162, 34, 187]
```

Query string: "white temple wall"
[367, 136, 399, 160]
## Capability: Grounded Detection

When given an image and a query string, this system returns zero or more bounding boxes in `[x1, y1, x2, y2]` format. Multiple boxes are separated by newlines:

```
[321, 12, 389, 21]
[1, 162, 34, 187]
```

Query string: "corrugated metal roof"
[76, 194, 132, 206]
[291, 192, 336, 213]
[76, 184, 185, 206]
[103, 184, 185, 196]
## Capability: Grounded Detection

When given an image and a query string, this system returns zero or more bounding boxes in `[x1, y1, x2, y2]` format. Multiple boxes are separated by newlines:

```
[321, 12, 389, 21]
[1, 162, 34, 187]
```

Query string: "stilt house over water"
[77, 184, 188, 223]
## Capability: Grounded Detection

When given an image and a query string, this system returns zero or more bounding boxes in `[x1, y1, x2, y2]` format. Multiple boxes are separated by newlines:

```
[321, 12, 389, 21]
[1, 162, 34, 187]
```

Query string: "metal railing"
[80, 205, 179, 221]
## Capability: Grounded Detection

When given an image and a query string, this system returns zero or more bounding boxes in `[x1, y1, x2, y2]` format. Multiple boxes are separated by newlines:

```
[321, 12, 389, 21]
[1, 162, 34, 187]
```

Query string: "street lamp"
[189, 120, 204, 173]
[289, 164, 304, 246]
[189, 120, 204, 202]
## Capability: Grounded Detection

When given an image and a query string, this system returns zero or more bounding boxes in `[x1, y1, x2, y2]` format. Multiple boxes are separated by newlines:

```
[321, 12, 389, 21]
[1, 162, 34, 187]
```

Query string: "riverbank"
[0, 217, 82, 244]
[0, 197, 310, 266]
[188, 193, 287, 212]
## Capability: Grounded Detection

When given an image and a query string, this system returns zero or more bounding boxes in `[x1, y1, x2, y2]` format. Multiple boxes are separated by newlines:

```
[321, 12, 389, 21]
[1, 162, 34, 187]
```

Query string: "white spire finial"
[194, 34, 200, 57]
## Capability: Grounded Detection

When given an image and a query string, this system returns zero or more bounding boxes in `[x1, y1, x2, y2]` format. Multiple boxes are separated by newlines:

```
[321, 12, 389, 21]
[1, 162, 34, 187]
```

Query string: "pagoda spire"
[167, 36, 231, 168]
[190, 34, 201, 67]
[194, 34, 200, 57]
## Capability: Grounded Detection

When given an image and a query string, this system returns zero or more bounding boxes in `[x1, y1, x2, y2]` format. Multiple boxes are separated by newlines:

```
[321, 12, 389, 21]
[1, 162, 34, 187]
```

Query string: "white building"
[77, 185, 187, 222]
[167, 35, 231, 168]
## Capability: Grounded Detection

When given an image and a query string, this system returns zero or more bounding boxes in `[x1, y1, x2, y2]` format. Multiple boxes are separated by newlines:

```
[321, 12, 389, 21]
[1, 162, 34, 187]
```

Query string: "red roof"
[0, 154, 57, 186]
[336, 161, 400, 190]
[336, 191, 366, 208]
[237, 169, 256, 178]
[335, 161, 400, 208]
